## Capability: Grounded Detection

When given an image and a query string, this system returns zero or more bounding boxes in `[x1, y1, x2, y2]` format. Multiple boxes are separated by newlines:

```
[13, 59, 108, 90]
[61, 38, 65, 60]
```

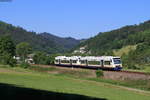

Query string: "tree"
[16, 42, 32, 62]
[33, 52, 59, 65]
[0, 35, 16, 66]
[33, 51, 48, 64]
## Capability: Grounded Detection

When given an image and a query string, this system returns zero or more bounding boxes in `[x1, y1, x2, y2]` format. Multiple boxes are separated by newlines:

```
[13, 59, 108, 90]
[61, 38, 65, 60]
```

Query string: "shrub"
[127, 63, 142, 70]
[33, 51, 52, 65]
[95, 70, 104, 77]
[0, 53, 17, 67]
[8, 57, 17, 67]
[20, 62, 30, 68]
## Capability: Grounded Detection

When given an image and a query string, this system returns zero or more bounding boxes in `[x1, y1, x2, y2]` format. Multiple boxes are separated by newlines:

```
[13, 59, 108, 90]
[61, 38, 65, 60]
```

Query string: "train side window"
[88, 61, 100, 65]
[72, 60, 77, 63]
[99, 61, 101, 65]
[81, 60, 85, 64]
[61, 60, 70, 63]
[104, 61, 111, 65]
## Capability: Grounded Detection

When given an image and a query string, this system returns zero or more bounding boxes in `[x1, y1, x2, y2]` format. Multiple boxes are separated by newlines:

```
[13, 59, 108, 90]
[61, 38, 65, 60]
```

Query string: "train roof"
[55, 56, 120, 61]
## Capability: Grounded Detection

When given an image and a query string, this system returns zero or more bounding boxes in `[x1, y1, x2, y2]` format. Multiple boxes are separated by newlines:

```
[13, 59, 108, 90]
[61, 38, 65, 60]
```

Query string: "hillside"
[40, 33, 80, 49]
[0, 21, 80, 54]
[74, 20, 150, 68]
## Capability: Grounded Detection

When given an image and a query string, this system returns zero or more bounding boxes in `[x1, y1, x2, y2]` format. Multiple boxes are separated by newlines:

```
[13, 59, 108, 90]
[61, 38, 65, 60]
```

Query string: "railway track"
[119, 70, 150, 75]
[32, 64, 150, 75]
[104, 70, 150, 75]
[32, 64, 150, 80]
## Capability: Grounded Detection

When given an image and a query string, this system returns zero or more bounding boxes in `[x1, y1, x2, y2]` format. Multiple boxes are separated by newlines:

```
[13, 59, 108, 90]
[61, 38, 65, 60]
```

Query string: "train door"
[59, 59, 61, 64]
[86, 60, 88, 66]
[76, 59, 81, 65]
[101, 60, 104, 67]
[70, 59, 72, 66]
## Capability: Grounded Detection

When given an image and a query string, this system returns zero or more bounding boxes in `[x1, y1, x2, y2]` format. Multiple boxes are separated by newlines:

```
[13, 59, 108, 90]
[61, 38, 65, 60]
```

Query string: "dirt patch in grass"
[103, 71, 150, 80]
[31, 65, 96, 78]
[0, 68, 15, 73]
[0, 67, 32, 74]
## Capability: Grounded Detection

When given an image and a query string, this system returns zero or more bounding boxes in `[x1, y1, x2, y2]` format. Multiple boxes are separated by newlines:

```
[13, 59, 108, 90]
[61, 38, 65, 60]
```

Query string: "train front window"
[113, 58, 121, 64]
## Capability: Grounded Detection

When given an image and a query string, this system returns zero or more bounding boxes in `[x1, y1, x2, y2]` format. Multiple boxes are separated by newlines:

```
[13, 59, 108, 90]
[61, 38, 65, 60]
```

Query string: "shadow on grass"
[0, 83, 107, 100]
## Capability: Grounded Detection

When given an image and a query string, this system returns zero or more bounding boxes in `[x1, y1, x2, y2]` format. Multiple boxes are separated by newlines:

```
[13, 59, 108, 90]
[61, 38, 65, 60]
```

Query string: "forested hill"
[0, 21, 80, 54]
[74, 20, 150, 68]
[75, 20, 150, 55]
[40, 33, 80, 49]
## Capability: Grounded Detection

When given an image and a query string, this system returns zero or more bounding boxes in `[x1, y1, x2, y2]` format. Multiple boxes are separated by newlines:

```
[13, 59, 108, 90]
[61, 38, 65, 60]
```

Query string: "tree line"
[0, 35, 58, 68]
[0, 21, 80, 54]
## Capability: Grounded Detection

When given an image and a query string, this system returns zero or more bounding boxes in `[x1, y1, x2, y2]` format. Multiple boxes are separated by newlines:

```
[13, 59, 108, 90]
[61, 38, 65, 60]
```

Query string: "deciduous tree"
[16, 42, 32, 62]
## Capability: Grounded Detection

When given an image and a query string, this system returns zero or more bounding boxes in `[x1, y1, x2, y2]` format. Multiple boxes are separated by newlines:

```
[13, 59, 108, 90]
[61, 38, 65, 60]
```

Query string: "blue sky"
[0, 0, 150, 39]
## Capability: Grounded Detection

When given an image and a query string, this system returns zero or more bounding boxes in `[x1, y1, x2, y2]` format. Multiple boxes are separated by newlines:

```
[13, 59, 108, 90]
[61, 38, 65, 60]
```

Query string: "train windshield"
[113, 58, 121, 64]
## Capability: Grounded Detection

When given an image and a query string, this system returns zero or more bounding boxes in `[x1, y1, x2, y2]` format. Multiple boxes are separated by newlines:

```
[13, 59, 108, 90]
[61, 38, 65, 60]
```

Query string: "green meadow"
[0, 66, 150, 100]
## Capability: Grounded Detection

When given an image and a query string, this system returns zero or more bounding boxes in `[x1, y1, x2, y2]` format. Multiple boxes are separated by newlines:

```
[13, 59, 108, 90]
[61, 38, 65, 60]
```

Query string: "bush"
[33, 52, 52, 65]
[126, 63, 143, 70]
[0, 53, 17, 67]
[8, 57, 17, 67]
[20, 62, 30, 68]
[95, 70, 104, 77]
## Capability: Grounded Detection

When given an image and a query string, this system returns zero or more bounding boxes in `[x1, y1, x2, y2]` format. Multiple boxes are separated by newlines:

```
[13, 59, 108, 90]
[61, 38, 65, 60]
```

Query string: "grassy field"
[113, 45, 137, 57]
[88, 78, 150, 91]
[0, 66, 150, 100]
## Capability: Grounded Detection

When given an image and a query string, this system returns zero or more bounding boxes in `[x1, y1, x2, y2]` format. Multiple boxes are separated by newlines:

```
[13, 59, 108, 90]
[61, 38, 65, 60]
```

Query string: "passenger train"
[54, 56, 122, 71]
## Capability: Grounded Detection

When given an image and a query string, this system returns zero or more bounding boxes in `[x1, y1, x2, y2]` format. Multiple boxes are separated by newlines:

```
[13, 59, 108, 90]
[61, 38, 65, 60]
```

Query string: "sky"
[0, 0, 150, 39]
